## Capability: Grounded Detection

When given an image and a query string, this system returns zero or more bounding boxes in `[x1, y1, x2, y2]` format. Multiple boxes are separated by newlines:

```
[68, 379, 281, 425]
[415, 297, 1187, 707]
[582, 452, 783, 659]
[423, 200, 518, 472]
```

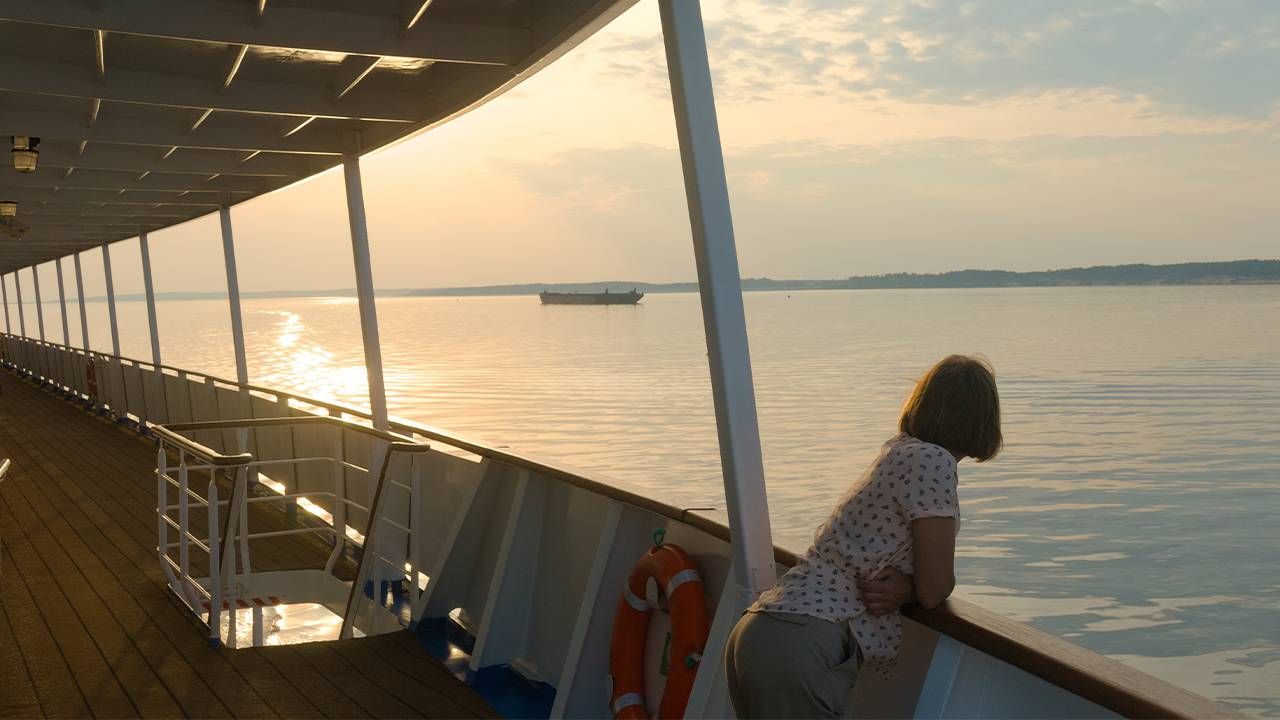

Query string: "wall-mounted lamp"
[11, 136, 39, 173]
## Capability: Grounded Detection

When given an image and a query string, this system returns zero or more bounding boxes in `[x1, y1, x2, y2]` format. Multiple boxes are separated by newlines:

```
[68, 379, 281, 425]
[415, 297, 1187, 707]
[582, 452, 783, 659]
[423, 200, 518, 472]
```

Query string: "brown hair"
[899, 354, 1002, 462]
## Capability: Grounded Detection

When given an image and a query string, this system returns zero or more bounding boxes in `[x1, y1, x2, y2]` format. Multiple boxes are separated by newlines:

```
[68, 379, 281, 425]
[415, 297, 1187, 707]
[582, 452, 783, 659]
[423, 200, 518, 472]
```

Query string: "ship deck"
[0, 367, 496, 719]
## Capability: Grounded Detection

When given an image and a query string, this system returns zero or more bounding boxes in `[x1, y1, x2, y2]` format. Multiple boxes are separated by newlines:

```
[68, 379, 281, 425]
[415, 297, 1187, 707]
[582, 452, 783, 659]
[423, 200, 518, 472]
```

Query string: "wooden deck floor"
[0, 367, 497, 719]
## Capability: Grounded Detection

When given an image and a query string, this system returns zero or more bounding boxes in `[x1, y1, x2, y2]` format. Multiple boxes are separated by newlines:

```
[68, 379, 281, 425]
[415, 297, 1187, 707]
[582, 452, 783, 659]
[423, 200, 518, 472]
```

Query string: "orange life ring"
[609, 543, 709, 719]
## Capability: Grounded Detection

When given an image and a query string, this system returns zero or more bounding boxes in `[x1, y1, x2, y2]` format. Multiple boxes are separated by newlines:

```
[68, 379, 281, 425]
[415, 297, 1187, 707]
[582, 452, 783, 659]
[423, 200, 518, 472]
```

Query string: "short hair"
[899, 355, 1002, 462]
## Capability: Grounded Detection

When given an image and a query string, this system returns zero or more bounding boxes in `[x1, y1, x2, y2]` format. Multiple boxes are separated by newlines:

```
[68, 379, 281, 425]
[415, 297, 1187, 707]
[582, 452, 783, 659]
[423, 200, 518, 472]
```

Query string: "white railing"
[1, 331, 1235, 719]
[152, 416, 429, 648]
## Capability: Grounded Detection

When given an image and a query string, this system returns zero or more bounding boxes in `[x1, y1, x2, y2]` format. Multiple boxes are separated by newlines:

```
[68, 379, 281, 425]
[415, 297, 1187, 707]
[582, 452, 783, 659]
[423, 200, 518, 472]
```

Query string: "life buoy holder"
[86, 357, 98, 397]
[609, 542, 709, 719]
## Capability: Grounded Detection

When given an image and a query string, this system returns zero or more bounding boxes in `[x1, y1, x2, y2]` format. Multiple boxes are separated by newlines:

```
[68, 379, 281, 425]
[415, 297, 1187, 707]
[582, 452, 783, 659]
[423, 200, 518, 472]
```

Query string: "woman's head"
[899, 354, 1002, 462]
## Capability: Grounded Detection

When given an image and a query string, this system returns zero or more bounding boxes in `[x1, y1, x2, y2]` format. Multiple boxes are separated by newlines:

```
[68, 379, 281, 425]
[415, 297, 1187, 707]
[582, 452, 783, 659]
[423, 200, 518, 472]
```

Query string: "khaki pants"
[724, 611, 861, 719]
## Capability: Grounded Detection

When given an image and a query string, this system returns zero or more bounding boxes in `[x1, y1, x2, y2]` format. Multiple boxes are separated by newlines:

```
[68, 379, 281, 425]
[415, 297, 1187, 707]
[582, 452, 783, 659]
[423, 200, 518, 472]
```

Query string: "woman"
[724, 355, 1002, 719]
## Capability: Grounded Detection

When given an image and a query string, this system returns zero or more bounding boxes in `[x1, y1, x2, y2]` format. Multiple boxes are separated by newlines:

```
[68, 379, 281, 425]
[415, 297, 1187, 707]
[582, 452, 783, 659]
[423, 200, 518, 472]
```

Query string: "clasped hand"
[856, 566, 914, 616]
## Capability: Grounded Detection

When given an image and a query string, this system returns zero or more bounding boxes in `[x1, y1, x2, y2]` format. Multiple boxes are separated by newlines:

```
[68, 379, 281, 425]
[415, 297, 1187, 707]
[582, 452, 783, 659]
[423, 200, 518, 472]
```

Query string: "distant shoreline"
[70, 259, 1280, 302]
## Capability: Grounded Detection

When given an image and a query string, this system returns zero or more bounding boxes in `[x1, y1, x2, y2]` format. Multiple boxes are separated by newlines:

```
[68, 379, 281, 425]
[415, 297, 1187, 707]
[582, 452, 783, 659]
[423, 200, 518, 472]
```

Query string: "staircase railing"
[152, 415, 429, 647]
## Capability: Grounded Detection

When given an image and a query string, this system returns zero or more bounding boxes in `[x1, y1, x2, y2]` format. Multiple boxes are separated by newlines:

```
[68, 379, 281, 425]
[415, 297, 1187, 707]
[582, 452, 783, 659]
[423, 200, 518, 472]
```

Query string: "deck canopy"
[0, 0, 635, 273]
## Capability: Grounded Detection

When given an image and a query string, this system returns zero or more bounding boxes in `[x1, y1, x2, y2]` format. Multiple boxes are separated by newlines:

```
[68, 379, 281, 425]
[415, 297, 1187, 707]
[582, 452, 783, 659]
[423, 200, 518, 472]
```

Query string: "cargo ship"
[539, 289, 644, 305]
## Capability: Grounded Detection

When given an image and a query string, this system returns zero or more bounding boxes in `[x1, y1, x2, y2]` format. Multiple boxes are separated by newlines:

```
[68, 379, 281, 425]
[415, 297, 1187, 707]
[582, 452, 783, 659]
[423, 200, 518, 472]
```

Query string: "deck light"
[11, 136, 39, 173]
[0, 200, 16, 217]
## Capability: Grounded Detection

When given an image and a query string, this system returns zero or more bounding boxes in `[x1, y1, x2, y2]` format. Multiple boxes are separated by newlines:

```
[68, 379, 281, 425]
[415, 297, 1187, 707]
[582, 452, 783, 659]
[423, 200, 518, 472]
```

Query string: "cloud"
[598, 0, 1280, 118]
[488, 128, 1280, 276]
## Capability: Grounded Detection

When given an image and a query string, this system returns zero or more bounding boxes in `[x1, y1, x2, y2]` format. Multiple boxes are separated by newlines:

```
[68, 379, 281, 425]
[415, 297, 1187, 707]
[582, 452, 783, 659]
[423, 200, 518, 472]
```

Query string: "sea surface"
[23, 285, 1280, 715]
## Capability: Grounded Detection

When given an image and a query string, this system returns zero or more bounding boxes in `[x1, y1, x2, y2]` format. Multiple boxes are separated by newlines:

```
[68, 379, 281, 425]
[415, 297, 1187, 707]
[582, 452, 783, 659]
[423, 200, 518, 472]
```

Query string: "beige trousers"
[724, 611, 861, 719]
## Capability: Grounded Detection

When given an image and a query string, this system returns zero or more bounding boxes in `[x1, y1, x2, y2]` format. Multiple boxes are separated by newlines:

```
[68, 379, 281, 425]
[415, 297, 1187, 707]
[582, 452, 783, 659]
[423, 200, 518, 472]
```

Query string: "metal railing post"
[324, 417, 347, 574]
[157, 447, 169, 585]
[139, 231, 168, 424]
[2, 273, 11, 334]
[207, 472, 222, 647]
[659, 0, 777, 596]
[219, 204, 249, 386]
[341, 141, 389, 432]
[55, 258, 70, 346]
[31, 265, 45, 342]
[139, 231, 162, 366]
[178, 458, 191, 595]
[73, 253, 91, 350]
[101, 243, 121, 358]
[410, 454, 423, 606]
[13, 269, 25, 337]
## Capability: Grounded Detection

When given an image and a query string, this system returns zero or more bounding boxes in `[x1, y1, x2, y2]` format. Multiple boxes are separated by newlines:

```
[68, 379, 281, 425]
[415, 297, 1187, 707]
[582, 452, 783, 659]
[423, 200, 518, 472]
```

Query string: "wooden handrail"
[1, 333, 1244, 718]
[150, 425, 252, 467]
[161, 415, 419, 446]
[155, 416, 427, 468]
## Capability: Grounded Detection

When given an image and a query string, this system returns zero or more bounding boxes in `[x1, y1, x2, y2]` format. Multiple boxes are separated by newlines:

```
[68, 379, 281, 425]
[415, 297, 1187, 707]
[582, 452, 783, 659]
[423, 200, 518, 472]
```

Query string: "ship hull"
[539, 291, 643, 305]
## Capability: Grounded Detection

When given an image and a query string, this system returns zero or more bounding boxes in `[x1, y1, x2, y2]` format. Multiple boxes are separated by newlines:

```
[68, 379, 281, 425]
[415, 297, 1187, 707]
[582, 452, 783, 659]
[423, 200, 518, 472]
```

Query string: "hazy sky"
[15, 0, 1280, 297]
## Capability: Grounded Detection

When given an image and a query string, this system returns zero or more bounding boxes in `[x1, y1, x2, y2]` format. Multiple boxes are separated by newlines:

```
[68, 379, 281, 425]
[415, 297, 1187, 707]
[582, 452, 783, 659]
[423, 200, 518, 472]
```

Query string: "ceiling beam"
[92, 29, 106, 80]
[9, 230, 135, 241]
[0, 0, 527, 65]
[334, 55, 383, 102]
[20, 208, 198, 220]
[0, 107, 349, 154]
[0, 185, 228, 206]
[222, 44, 249, 91]
[9, 166, 272, 193]
[22, 222, 170, 234]
[0, 55, 432, 122]
[37, 140, 318, 177]
[402, 1, 436, 34]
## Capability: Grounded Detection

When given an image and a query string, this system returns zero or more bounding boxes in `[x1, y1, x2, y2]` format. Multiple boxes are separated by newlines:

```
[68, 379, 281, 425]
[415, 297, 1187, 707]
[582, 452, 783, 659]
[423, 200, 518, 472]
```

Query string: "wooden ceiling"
[0, 0, 636, 272]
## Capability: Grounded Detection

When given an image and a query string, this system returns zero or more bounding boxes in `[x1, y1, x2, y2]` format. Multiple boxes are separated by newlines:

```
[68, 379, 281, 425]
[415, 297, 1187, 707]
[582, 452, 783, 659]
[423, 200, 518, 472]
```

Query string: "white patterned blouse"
[750, 433, 960, 671]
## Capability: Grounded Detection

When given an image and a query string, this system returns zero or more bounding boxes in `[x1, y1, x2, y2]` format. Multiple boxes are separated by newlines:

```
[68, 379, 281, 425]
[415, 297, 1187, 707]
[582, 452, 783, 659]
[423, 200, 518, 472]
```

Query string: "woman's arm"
[857, 566, 915, 616]
[910, 517, 957, 609]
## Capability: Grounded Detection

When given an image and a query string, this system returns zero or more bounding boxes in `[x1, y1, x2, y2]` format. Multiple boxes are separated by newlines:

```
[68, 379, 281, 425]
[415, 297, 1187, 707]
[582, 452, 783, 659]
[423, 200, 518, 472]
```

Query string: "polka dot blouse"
[750, 433, 960, 672]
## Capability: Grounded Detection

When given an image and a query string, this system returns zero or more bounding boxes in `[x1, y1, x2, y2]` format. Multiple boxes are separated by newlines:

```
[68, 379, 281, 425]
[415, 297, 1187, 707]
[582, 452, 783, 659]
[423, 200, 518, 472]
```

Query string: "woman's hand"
[857, 566, 915, 616]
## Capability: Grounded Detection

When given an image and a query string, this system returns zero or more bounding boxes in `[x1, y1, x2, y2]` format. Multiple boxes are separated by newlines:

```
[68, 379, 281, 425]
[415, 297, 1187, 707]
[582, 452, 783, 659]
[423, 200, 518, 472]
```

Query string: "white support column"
[101, 242, 122, 357]
[219, 205, 249, 385]
[31, 265, 46, 341]
[55, 258, 70, 346]
[139, 231, 162, 366]
[659, 0, 776, 596]
[1, 273, 11, 334]
[341, 143, 389, 430]
[74, 253, 91, 350]
[14, 269, 26, 336]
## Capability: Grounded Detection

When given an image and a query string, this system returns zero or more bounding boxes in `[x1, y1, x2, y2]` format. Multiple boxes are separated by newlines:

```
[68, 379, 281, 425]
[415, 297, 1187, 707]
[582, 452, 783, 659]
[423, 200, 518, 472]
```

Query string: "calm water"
[20, 285, 1280, 715]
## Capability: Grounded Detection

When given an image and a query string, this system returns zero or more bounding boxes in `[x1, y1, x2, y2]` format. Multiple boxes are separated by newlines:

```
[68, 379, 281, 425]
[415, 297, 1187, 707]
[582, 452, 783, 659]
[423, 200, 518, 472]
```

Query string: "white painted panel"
[471, 471, 546, 671]
[122, 362, 146, 421]
[214, 385, 254, 454]
[525, 483, 617, 684]
[289, 414, 339, 514]
[412, 451, 484, 581]
[164, 372, 193, 424]
[140, 366, 168, 424]
[341, 427, 376, 534]
[550, 505, 656, 718]
[186, 378, 225, 452]
[248, 393, 296, 491]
